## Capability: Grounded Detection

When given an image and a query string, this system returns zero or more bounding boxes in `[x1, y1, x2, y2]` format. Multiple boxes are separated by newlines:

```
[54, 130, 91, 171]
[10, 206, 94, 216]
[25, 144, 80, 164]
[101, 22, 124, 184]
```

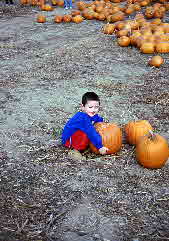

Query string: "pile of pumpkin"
[89, 120, 169, 169]
[35, 0, 169, 67]
[101, 13, 169, 67]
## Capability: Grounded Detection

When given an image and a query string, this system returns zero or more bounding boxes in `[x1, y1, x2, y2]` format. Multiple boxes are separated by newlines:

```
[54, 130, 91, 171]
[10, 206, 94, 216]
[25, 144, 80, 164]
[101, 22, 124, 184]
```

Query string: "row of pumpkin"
[89, 120, 169, 169]
[37, 13, 84, 23]
[20, 0, 65, 7]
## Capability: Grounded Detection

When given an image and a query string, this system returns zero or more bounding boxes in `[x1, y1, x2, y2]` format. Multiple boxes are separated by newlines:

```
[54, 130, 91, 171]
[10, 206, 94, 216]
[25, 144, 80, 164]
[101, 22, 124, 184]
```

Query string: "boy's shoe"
[69, 6, 72, 9]
[68, 149, 86, 161]
[64, 6, 68, 9]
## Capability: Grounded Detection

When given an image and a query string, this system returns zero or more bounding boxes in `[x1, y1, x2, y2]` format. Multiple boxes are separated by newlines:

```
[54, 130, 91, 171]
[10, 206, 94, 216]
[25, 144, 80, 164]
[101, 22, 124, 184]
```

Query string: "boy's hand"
[99, 146, 109, 155]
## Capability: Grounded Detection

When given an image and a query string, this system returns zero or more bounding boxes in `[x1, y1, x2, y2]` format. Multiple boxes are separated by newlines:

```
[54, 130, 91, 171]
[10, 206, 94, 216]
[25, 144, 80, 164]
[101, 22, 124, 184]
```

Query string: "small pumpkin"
[89, 122, 122, 155]
[135, 35, 147, 48]
[164, 3, 169, 10]
[140, 41, 155, 54]
[111, 11, 125, 23]
[82, 9, 94, 20]
[145, 6, 154, 19]
[150, 18, 162, 26]
[117, 36, 130, 47]
[41, 4, 53, 11]
[154, 8, 165, 18]
[130, 31, 141, 46]
[36, 0, 44, 6]
[161, 23, 169, 33]
[148, 55, 164, 68]
[156, 41, 169, 53]
[97, 13, 106, 21]
[124, 120, 153, 145]
[125, 6, 135, 15]
[54, 15, 63, 23]
[136, 130, 169, 169]
[115, 21, 126, 31]
[93, 12, 100, 20]
[37, 14, 46, 23]
[30, 0, 38, 6]
[51, 0, 57, 5]
[72, 15, 84, 23]
[57, 0, 64, 6]
[95, 5, 104, 13]
[139, 0, 150, 7]
[133, 3, 141, 11]
[76, 1, 86, 10]
[111, 6, 121, 15]
[31, 0, 38, 5]
[71, 10, 81, 16]
[63, 14, 72, 22]
[116, 29, 129, 38]
[102, 24, 115, 34]
[20, 0, 28, 4]
[128, 21, 139, 30]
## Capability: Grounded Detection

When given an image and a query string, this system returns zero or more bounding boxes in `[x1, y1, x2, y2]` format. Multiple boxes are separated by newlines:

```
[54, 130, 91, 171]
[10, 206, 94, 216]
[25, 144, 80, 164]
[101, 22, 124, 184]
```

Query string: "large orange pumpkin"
[89, 122, 122, 155]
[136, 131, 169, 169]
[124, 120, 153, 145]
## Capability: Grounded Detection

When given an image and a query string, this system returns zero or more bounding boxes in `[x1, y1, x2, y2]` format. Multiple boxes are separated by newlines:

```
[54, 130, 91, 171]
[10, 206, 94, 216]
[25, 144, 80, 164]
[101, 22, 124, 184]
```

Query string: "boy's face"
[81, 100, 100, 117]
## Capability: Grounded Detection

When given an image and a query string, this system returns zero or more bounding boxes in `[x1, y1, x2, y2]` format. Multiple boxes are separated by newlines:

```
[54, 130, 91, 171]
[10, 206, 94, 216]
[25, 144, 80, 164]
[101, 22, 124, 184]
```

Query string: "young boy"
[62, 92, 108, 159]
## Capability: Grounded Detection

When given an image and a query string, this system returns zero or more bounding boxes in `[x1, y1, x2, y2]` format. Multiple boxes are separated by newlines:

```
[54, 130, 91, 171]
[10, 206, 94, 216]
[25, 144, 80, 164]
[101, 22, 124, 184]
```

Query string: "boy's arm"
[77, 118, 103, 149]
[82, 124, 108, 154]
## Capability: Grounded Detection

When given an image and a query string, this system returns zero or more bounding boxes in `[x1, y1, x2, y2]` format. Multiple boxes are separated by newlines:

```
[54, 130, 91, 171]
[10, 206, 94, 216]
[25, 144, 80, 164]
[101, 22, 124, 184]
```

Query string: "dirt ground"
[0, 2, 169, 241]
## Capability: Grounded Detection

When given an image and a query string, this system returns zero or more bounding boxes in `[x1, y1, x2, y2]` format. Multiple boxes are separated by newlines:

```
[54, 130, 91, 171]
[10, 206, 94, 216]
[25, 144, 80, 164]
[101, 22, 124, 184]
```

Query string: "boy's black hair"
[82, 92, 100, 106]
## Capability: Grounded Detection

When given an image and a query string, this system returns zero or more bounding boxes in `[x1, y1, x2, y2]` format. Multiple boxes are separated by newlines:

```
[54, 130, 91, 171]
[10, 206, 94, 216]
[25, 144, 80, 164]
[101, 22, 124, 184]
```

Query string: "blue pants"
[64, 0, 72, 8]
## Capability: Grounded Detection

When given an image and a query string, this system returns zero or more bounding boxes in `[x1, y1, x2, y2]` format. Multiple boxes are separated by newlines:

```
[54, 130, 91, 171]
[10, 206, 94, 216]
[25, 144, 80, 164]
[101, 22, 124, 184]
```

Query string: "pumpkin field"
[0, 0, 169, 240]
